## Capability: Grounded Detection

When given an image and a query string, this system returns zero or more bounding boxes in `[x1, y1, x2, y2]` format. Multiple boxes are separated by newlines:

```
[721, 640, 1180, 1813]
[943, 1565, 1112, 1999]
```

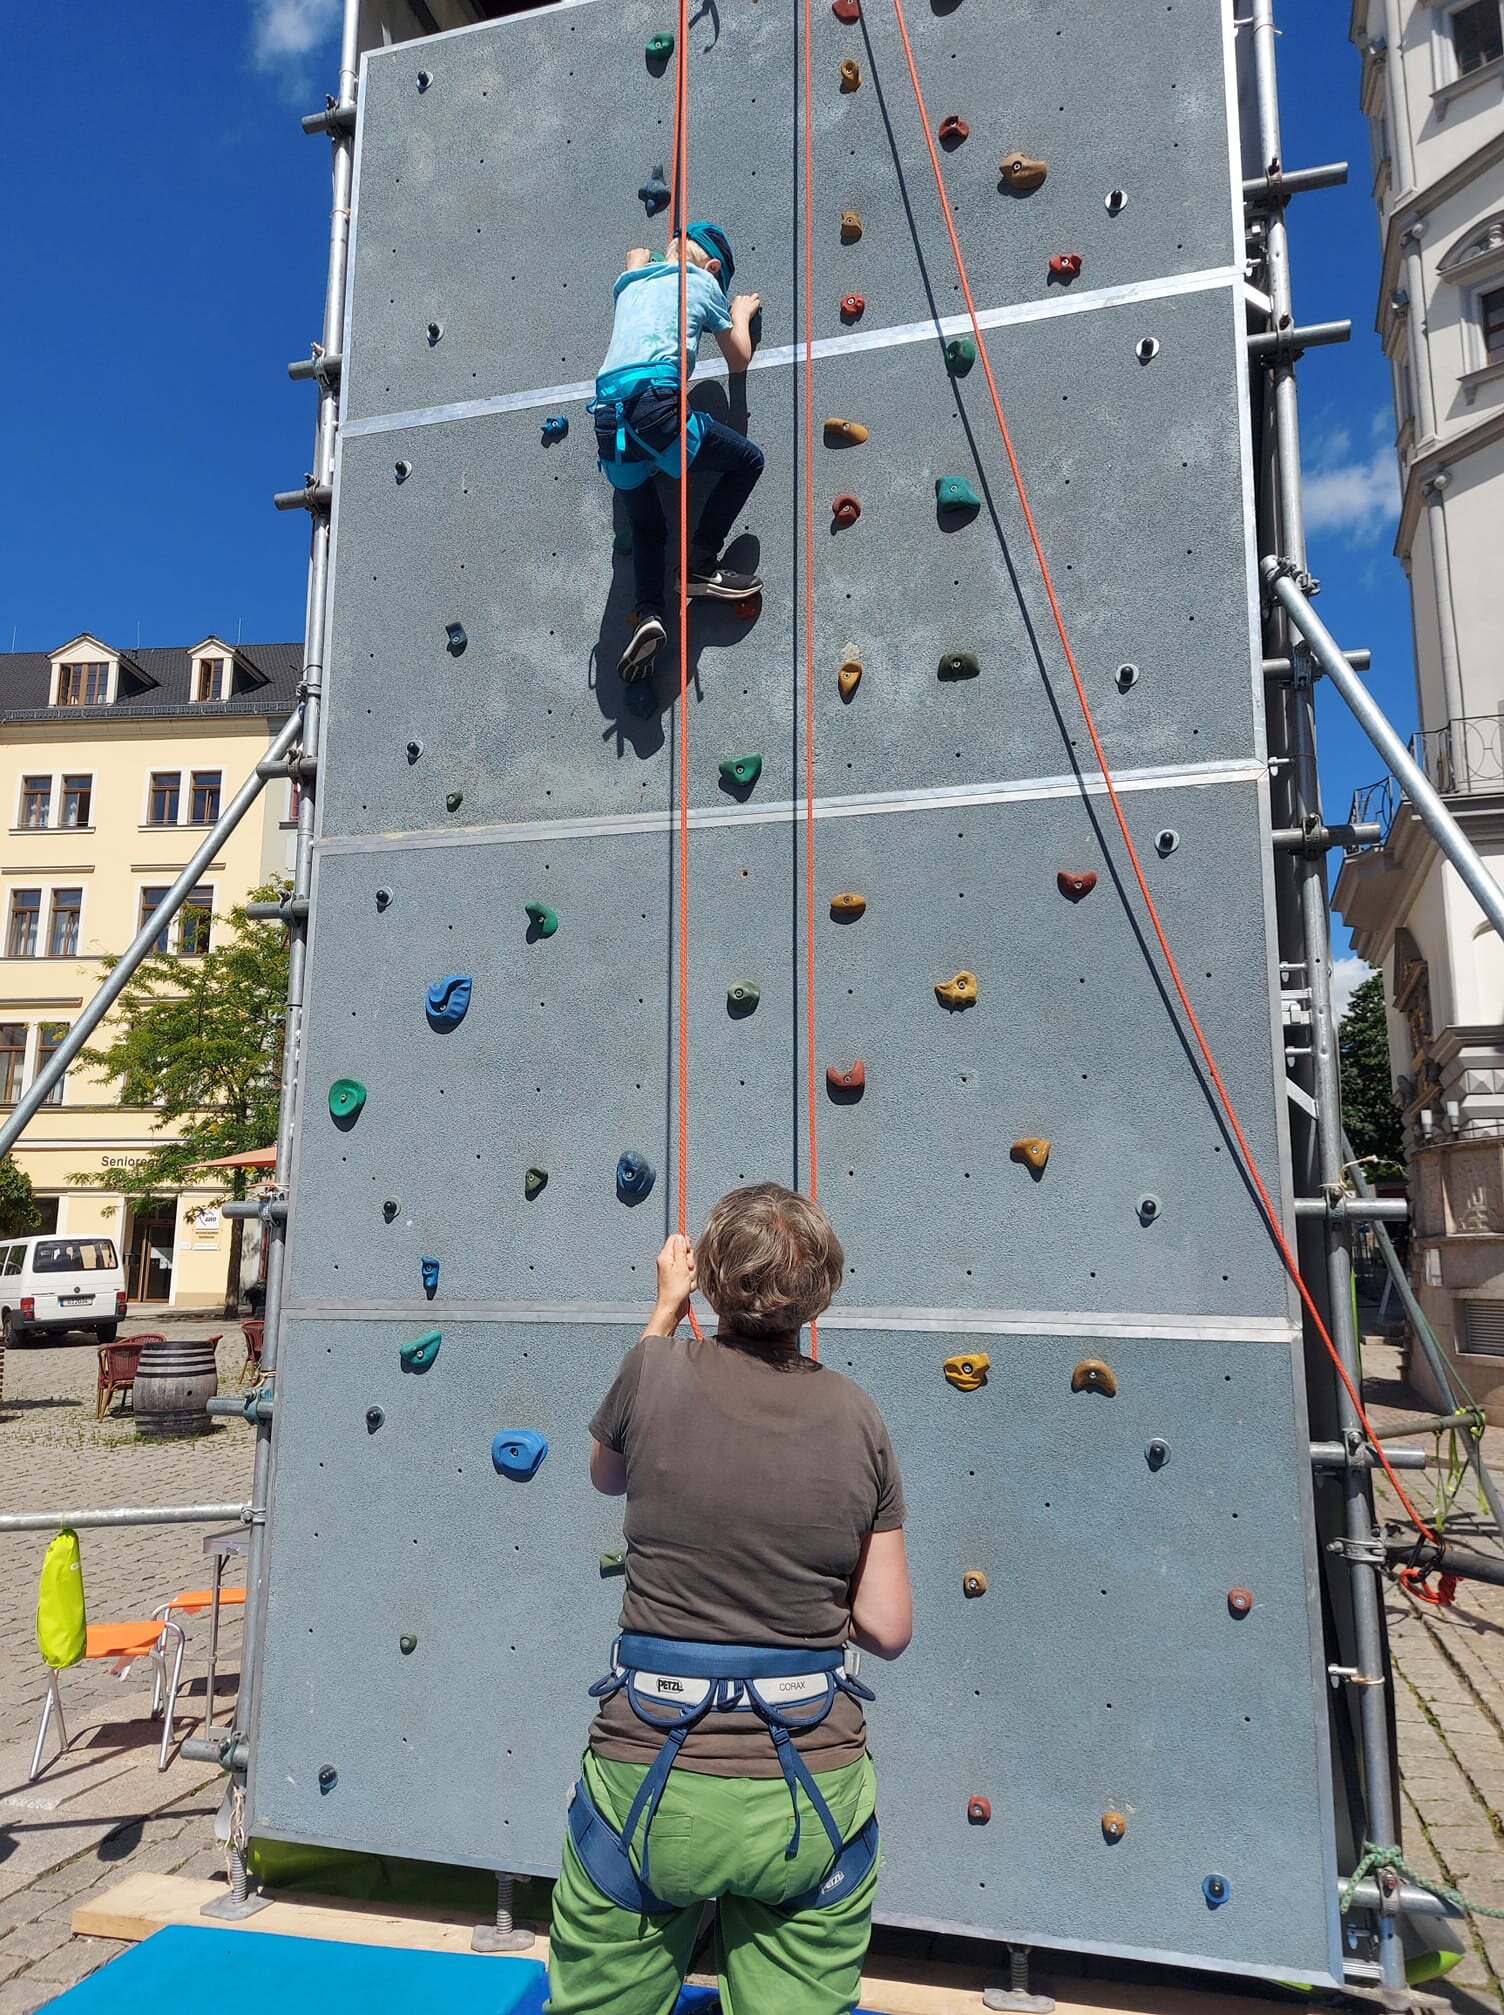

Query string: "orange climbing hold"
[1057, 870, 1098, 902]
[1070, 1358, 1117, 1396]
[938, 115, 969, 144]
[824, 417, 869, 445]
[1102, 1811, 1128, 1843]
[840, 57, 861, 90]
[832, 0, 860, 18]
[838, 653, 862, 700]
[962, 1571, 987, 1598]
[1227, 1587, 1254, 1618]
[999, 150, 1048, 192]
[831, 493, 862, 527]
[1011, 1137, 1050, 1173]
[967, 1796, 991, 1825]
[826, 1060, 866, 1094]
[934, 970, 977, 1010]
[840, 210, 863, 243]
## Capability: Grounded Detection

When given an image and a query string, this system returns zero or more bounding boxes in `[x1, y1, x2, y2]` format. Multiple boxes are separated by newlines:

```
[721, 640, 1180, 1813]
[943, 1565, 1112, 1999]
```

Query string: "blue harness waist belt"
[589, 366, 710, 492]
[570, 1633, 879, 1916]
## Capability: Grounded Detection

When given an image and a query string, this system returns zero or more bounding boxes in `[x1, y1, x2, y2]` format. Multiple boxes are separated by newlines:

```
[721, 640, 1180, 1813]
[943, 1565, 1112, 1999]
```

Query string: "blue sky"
[1, 1, 1402, 976]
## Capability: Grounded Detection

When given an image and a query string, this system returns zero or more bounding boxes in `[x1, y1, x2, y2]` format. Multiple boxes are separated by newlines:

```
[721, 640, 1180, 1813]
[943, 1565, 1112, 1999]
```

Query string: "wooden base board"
[74, 1873, 1292, 2015]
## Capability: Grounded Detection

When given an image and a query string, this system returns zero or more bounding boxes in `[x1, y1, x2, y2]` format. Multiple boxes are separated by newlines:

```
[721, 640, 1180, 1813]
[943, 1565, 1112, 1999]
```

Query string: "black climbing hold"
[541, 415, 569, 444]
[375, 887, 392, 912]
[400, 1633, 418, 1654]
[401, 1328, 442, 1372]
[445, 622, 467, 656]
[944, 338, 976, 376]
[395, 460, 412, 483]
[426, 974, 472, 1031]
[639, 166, 671, 217]
[1116, 662, 1140, 691]
[1155, 828, 1179, 856]
[938, 651, 981, 680]
[1106, 187, 1128, 216]
[318, 1765, 337, 1793]
[421, 1255, 440, 1296]
[446, 790, 464, 813]
[727, 980, 760, 1017]
[1145, 1437, 1171, 1470]
[383, 1199, 400, 1222]
[524, 1167, 548, 1200]
[416, 69, 431, 91]
[426, 320, 442, 346]
[1136, 336, 1161, 364]
[616, 1151, 656, 1201]
[492, 1429, 548, 1480]
[1137, 1194, 1162, 1224]
[365, 1405, 385, 1433]
[406, 739, 423, 764]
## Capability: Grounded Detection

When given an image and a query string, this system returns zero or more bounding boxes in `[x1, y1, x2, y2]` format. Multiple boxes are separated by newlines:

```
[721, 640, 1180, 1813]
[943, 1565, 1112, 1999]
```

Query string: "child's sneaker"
[683, 564, 762, 601]
[617, 614, 666, 682]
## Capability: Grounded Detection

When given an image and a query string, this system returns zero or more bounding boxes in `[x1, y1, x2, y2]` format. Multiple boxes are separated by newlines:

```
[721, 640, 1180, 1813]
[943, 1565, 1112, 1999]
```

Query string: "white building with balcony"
[1334, 0, 1504, 1415]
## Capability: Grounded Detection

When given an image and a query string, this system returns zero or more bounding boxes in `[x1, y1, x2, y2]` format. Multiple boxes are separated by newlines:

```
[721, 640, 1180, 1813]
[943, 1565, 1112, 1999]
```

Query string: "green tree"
[0, 1154, 40, 1240]
[1340, 970, 1405, 1179]
[70, 881, 289, 1315]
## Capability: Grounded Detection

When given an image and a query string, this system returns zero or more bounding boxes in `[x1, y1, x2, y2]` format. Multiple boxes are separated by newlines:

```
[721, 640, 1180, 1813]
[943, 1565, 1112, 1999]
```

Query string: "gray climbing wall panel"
[251, 0, 1345, 1987]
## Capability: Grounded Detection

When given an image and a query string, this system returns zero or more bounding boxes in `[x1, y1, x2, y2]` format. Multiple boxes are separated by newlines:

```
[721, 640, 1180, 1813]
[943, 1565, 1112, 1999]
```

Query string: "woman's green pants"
[545, 1749, 879, 2015]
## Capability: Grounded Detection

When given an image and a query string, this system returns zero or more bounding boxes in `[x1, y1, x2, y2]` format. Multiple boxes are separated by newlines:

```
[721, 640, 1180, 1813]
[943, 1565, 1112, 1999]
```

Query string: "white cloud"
[1302, 418, 1401, 548]
[1332, 954, 1376, 1022]
[250, 0, 341, 69]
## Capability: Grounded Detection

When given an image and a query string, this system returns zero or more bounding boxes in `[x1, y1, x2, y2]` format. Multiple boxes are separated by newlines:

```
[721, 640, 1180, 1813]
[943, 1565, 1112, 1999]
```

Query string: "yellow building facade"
[0, 633, 299, 1309]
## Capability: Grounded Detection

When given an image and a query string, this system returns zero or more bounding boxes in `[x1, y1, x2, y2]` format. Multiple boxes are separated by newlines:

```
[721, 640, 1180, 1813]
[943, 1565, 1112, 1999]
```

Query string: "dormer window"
[57, 661, 109, 707]
[195, 657, 226, 702]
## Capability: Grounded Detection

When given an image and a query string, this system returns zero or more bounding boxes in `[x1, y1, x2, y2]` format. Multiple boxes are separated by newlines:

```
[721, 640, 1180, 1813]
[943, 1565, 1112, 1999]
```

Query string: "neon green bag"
[36, 1528, 87, 1669]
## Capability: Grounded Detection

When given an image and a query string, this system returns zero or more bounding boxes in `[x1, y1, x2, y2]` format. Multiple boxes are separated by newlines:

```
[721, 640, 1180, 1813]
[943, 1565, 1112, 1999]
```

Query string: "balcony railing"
[1345, 717, 1504, 850]
[1347, 775, 1398, 847]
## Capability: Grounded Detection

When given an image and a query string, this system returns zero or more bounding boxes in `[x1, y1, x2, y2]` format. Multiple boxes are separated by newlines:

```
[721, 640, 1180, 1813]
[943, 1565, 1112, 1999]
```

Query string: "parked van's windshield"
[33, 1240, 119, 1273]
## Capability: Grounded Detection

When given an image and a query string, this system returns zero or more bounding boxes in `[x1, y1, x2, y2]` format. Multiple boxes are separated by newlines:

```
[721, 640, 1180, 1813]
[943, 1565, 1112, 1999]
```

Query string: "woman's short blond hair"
[696, 1183, 845, 1339]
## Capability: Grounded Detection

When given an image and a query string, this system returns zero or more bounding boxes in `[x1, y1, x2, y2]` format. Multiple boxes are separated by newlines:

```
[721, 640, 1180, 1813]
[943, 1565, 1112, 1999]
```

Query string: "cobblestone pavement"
[0, 1324, 1500, 2011]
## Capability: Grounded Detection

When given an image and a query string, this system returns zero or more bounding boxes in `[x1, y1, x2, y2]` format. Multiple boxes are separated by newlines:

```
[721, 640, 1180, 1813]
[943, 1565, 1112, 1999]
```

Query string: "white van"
[0, 1236, 128, 1345]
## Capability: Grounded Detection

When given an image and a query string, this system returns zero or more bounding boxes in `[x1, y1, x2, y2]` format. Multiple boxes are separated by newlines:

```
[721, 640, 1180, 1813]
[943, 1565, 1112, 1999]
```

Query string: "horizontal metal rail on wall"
[0, 1503, 254, 1535]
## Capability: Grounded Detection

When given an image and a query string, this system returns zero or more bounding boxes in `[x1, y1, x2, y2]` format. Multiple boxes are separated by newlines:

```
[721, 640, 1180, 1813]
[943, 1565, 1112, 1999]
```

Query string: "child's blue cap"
[685, 221, 734, 290]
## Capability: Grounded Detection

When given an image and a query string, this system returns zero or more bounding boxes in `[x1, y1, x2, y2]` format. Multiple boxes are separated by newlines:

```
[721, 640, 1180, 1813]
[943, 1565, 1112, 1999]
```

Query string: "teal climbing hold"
[944, 338, 976, 375]
[600, 1550, 628, 1576]
[401, 1328, 442, 1372]
[525, 900, 559, 938]
[613, 530, 634, 555]
[328, 1078, 366, 1122]
[936, 474, 982, 512]
[727, 980, 760, 1016]
[525, 1167, 548, 1200]
[646, 31, 675, 60]
[719, 754, 762, 789]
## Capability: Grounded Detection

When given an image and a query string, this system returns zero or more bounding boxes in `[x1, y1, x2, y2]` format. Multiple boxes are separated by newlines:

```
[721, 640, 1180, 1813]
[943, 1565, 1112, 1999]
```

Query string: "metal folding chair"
[30, 1617, 187, 1781]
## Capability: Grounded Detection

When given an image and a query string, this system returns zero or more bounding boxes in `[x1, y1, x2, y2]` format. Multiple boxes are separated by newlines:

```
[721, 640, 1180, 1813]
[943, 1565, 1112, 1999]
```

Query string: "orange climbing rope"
[885, 0, 1436, 1543]
[800, 0, 820, 1356]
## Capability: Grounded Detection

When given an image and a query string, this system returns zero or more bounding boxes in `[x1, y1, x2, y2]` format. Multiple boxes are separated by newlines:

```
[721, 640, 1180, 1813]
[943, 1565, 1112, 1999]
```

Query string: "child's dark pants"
[595, 384, 765, 620]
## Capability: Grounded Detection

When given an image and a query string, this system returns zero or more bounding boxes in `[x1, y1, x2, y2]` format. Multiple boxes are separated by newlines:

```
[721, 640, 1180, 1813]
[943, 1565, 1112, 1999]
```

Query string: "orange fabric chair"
[31, 1615, 187, 1780]
[95, 1338, 156, 1419]
[239, 1321, 265, 1386]
[158, 1588, 246, 1618]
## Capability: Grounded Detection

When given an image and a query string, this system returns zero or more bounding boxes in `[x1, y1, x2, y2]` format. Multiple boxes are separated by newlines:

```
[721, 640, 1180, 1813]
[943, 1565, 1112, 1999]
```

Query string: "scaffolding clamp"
[302, 97, 356, 137]
[1326, 1533, 1387, 1570]
[274, 477, 333, 515]
[1264, 554, 1319, 601]
[1247, 319, 1352, 363]
[288, 347, 343, 388]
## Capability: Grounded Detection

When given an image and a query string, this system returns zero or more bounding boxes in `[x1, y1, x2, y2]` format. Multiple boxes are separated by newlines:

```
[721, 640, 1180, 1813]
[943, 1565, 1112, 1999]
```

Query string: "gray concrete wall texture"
[250, 0, 1345, 1986]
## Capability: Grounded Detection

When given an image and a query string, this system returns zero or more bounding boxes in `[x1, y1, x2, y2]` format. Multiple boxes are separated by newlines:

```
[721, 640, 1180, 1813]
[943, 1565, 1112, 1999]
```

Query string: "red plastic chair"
[239, 1321, 265, 1386]
[95, 1335, 162, 1419]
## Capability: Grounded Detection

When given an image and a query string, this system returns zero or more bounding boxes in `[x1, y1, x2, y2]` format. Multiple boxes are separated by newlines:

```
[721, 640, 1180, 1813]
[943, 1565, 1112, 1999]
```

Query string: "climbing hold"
[1070, 1358, 1117, 1397]
[600, 1550, 628, 1576]
[524, 1167, 548, 1201]
[967, 1797, 991, 1825]
[406, 738, 423, 763]
[824, 417, 869, 446]
[840, 211, 862, 243]
[446, 790, 464, 813]
[425, 973, 472, 1031]
[383, 1199, 400, 1222]
[613, 530, 633, 554]
[395, 459, 412, 484]
[525, 899, 559, 937]
[998, 150, 1048, 192]
[936, 473, 982, 513]
[1116, 662, 1140, 691]
[1136, 1194, 1162, 1224]
[415, 69, 431, 91]
[832, 0, 860, 20]
[541, 414, 569, 444]
[1155, 828, 1179, 856]
[830, 892, 867, 919]
[826, 1060, 866, 1096]
[1057, 870, 1098, 902]
[1203, 1873, 1230, 1909]
[421, 1256, 440, 1297]
[1048, 253, 1084, 281]
[1145, 1438, 1171, 1470]
[445, 622, 467, 655]
[719, 753, 762, 789]
[944, 337, 976, 376]
[365, 1405, 384, 1433]
[831, 494, 862, 527]
[401, 1328, 442, 1373]
[938, 650, 980, 680]
[491, 1429, 548, 1481]
[639, 165, 671, 216]
[734, 597, 760, 621]
[375, 887, 392, 912]
[962, 1571, 988, 1599]
[318, 1765, 337, 1793]
[400, 1633, 418, 1655]
[837, 653, 862, 701]
[1106, 187, 1128, 216]
[840, 293, 865, 320]
[938, 114, 969, 144]
[727, 980, 760, 1017]
[1011, 1137, 1050, 1174]
[1227, 1587, 1254, 1619]
[645, 31, 674, 61]
[328, 1078, 366, 1122]
[934, 971, 978, 1011]
[943, 1352, 990, 1392]
[426, 321, 442, 346]
[1136, 336, 1160, 364]
[1102, 1811, 1128, 1844]
[616, 1151, 656, 1201]
[840, 57, 861, 90]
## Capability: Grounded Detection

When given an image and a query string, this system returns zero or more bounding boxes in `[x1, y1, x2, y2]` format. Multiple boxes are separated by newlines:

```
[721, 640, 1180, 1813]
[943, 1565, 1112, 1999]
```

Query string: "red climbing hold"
[831, 494, 862, 527]
[827, 1060, 866, 1094]
[1227, 1587, 1254, 1619]
[734, 597, 760, 621]
[1049, 252, 1084, 282]
[832, 0, 860, 19]
[967, 1797, 991, 1826]
[1057, 870, 1098, 902]
[839, 295, 866, 324]
[938, 115, 969, 144]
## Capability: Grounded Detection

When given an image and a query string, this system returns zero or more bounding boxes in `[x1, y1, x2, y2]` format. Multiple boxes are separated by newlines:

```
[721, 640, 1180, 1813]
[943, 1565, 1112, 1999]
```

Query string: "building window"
[147, 772, 180, 825]
[1449, 0, 1504, 75]
[141, 884, 212, 957]
[189, 770, 222, 825]
[7, 890, 41, 959]
[36, 1021, 68, 1105]
[20, 776, 51, 829]
[1458, 1299, 1504, 1355]
[1481, 283, 1504, 365]
[47, 888, 81, 959]
[61, 774, 92, 827]
[195, 658, 226, 702]
[140, 885, 170, 953]
[0, 1025, 24, 1105]
[56, 661, 109, 707]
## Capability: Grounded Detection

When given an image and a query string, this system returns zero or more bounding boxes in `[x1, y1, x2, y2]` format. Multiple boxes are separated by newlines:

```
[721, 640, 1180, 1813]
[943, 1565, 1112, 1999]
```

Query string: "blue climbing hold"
[492, 1428, 548, 1481]
[425, 974, 471, 1031]
[401, 1328, 442, 1372]
[421, 1255, 440, 1296]
[616, 1151, 656, 1201]
[541, 414, 569, 444]
[1202, 1873, 1230, 1909]
[639, 165, 671, 217]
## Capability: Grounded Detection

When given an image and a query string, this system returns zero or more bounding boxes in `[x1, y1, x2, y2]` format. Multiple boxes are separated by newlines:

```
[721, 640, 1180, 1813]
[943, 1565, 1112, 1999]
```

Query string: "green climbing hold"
[727, 980, 760, 1016]
[613, 530, 634, 554]
[646, 31, 675, 60]
[719, 754, 762, 789]
[400, 1633, 417, 1655]
[400, 1327, 442, 1372]
[936, 474, 982, 512]
[525, 900, 559, 937]
[446, 790, 464, 812]
[525, 1167, 549, 1200]
[944, 337, 976, 375]
[600, 1550, 628, 1576]
[938, 650, 982, 680]
[328, 1078, 366, 1121]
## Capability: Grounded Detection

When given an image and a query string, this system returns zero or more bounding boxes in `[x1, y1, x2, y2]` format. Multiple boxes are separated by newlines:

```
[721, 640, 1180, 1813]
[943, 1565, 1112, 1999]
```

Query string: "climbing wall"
[249, 0, 1345, 1987]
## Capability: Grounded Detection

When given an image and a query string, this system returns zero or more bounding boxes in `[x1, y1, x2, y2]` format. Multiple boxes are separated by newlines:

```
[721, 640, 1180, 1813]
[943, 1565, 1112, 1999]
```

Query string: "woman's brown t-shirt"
[587, 1331, 906, 1776]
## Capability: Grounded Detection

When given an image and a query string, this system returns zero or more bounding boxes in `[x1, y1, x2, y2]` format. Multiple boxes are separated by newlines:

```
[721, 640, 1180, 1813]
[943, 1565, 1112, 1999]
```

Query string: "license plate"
[59, 1294, 91, 1307]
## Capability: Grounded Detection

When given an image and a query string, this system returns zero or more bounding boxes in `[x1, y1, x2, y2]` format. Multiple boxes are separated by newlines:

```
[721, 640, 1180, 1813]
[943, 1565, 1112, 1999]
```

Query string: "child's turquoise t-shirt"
[597, 262, 732, 387]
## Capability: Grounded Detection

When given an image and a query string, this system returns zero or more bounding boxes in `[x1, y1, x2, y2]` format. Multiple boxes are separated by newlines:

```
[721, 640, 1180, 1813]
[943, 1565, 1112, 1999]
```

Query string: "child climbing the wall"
[591, 223, 765, 681]
[546, 1184, 912, 2015]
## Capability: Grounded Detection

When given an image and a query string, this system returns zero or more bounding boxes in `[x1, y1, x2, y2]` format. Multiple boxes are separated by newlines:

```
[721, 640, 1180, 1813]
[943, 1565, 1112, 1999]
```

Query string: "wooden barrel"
[134, 1337, 218, 1439]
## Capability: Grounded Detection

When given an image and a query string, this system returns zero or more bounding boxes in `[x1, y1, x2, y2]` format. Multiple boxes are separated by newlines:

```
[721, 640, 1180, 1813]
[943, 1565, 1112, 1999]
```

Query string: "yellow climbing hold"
[944, 1352, 991, 1392]
[840, 57, 861, 90]
[838, 652, 862, 700]
[935, 970, 978, 1010]
[1011, 1137, 1050, 1173]
[830, 892, 867, 918]
[824, 417, 869, 445]
[840, 210, 863, 243]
